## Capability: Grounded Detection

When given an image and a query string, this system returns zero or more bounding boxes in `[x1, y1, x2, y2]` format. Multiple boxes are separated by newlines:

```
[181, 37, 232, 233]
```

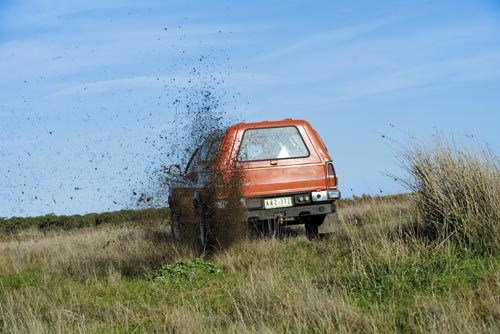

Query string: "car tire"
[171, 211, 182, 241]
[245, 219, 260, 239]
[305, 214, 325, 240]
[194, 203, 208, 256]
[268, 219, 282, 239]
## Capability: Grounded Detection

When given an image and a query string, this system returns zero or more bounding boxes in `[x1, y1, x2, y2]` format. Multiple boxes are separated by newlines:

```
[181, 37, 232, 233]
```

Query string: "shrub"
[154, 258, 224, 289]
[402, 136, 500, 254]
[0, 208, 169, 235]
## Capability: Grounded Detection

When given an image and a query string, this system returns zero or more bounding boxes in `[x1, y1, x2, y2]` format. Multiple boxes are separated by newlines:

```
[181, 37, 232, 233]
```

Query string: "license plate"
[264, 196, 293, 209]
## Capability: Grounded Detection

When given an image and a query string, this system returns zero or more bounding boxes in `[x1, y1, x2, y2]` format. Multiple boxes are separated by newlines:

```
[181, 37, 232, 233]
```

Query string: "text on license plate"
[264, 197, 293, 209]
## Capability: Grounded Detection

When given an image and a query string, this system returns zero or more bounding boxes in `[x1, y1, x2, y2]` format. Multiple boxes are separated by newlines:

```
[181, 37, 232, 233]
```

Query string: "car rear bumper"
[244, 201, 336, 221]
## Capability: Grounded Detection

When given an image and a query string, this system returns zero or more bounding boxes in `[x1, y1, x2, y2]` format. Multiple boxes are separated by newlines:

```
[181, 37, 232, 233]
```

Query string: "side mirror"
[168, 164, 182, 177]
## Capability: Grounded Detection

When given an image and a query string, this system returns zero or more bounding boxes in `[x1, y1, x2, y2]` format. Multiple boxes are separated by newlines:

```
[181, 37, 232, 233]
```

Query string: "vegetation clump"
[403, 137, 500, 254]
[0, 208, 168, 235]
[154, 258, 224, 289]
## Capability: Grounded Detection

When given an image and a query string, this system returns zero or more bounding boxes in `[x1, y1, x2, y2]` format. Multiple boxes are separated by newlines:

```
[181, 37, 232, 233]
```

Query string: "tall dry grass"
[0, 224, 189, 278]
[402, 137, 500, 254]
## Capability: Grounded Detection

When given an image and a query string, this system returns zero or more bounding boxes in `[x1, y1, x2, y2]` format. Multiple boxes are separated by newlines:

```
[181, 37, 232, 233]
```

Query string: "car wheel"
[305, 214, 325, 240]
[270, 219, 281, 238]
[194, 204, 208, 256]
[245, 219, 259, 239]
[170, 211, 182, 241]
[260, 218, 282, 239]
[305, 223, 319, 239]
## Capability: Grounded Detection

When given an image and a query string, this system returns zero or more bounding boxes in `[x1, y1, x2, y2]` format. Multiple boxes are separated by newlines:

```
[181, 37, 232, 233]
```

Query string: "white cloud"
[46, 69, 247, 98]
[256, 18, 394, 62]
[48, 75, 179, 97]
[326, 51, 500, 102]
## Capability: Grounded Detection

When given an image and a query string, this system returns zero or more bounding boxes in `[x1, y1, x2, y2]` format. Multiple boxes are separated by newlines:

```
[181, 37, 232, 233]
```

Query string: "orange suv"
[168, 119, 341, 246]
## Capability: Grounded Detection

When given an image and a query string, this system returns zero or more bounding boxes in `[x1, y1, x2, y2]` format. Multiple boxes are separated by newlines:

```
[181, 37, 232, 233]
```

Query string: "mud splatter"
[135, 59, 240, 209]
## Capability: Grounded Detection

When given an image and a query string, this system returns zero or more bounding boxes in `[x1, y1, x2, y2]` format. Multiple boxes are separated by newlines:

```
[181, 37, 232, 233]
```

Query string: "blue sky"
[1, 0, 499, 217]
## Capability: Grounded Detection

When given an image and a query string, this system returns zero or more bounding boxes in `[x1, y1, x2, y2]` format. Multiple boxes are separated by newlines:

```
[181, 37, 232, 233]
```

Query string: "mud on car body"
[168, 119, 341, 247]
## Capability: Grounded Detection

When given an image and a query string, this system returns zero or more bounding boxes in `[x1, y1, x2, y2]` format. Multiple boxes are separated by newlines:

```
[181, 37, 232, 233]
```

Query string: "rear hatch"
[235, 124, 329, 197]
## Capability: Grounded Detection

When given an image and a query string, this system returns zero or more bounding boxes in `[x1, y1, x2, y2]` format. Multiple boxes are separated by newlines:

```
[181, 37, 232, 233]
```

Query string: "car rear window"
[238, 126, 310, 162]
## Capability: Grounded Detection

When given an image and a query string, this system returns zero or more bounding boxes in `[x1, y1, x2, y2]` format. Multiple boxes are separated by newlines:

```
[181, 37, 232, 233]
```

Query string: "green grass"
[154, 258, 225, 289]
[0, 271, 43, 290]
[341, 251, 497, 307]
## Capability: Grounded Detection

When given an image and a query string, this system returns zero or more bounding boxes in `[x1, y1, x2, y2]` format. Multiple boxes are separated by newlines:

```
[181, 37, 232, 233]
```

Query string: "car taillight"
[326, 161, 337, 188]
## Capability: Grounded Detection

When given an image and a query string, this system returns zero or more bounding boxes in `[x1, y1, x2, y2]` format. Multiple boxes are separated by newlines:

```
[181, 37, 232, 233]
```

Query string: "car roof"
[229, 119, 310, 131]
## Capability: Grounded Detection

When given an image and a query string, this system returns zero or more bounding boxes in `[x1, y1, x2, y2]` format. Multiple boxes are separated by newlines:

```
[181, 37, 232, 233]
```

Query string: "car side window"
[185, 134, 223, 174]
[185, 147, 201, 174]
[199, 141, 211, 162]
[206, 139, 222, 162]
[190, 140, 212, 173]
[199, 138, 222, 163]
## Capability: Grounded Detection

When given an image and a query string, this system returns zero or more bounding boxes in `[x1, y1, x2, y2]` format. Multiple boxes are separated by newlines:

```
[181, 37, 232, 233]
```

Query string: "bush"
[154, 258, 224, 289]
[0, 208, 169, 235]
[403, 136, 500, 254]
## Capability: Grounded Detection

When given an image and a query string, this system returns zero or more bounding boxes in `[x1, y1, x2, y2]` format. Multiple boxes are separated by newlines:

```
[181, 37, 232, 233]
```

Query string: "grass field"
[1, 140, 499, 333]
[0, 194, 498, 333]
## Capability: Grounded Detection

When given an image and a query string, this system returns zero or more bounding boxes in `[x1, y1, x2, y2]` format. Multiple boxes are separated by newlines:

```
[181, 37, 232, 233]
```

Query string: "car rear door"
[236, 124, 329, 197]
